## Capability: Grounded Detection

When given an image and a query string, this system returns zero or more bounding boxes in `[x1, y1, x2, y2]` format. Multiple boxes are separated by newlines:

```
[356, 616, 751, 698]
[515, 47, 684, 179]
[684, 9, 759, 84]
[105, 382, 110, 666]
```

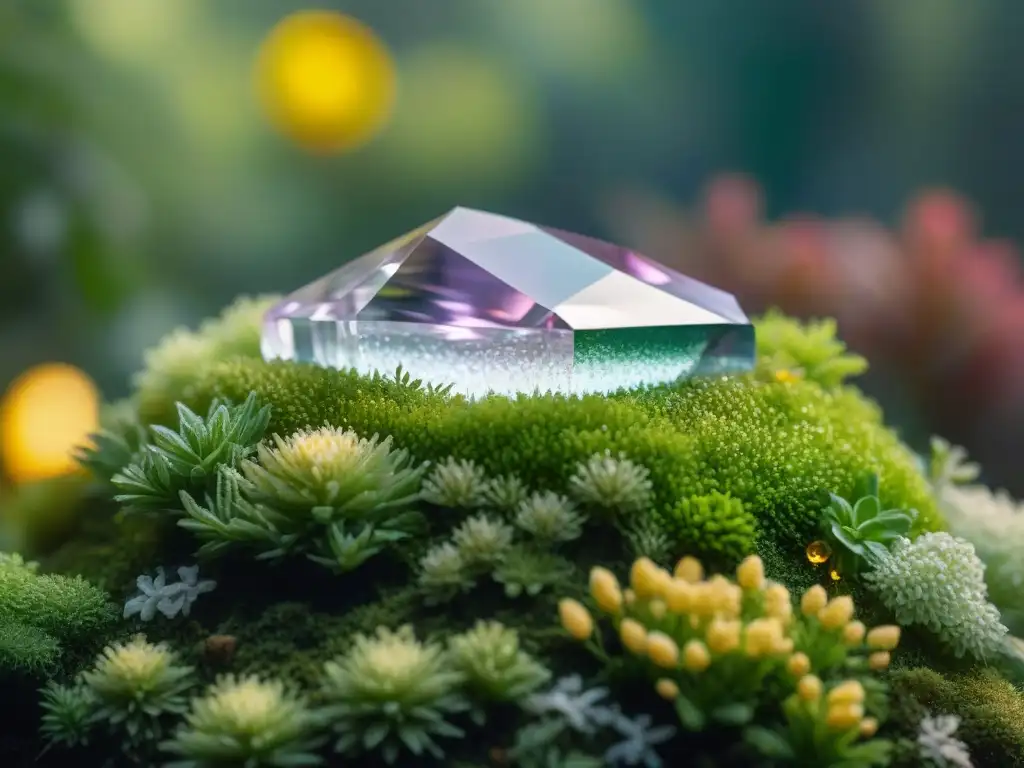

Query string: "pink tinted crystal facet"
[262, 207, 754, 397]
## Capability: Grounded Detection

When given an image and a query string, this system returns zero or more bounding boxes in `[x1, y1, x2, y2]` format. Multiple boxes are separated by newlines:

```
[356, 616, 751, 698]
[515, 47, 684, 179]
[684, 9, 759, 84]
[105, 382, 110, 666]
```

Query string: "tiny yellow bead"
[818, 596, 855, 630]
[827, 680, 865, 706]
[682, 639, 711, 672]
[772, 637, 795, 655]
[715, 582, 743, 619]
[829, 568, 841, 582]
[664, 578, 693, 613]
[630, 557, 663, 599]
[646, 631, 681, 668]
[558, 599, 594, 641]
[589, 567, 623, 614]
[619, 619, 648, 655]
[797, 674, 822, 702]
[623, 589, 636, 606]
[691, 584, 717, 617]
[866, 625, 901, 651]
[736, 555, 766, 590]
[859, 717, 879, 738]
[843, 621, 866, 645]
[868, 651, 891, 671]
[806, 539, 832, 564]
[655, 678, 679, 700]
[800, 585, 828, 617]
[826, 703, 865, 731]
[648, 599, 667, 620]
[775, 369, 802, 383]
[786, 652, 811, 677]
[705, 618, 742, 654]
[674, 556, 704, 583]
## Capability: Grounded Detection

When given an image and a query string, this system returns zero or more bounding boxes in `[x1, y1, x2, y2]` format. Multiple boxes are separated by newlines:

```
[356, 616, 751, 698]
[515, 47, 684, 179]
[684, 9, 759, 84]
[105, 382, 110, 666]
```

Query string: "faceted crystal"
[262, 207, 755, 397]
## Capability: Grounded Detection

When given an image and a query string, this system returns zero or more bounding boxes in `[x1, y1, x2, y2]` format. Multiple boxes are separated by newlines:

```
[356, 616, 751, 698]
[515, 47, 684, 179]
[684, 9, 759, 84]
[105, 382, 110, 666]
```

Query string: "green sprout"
[821, 474, 917, 578]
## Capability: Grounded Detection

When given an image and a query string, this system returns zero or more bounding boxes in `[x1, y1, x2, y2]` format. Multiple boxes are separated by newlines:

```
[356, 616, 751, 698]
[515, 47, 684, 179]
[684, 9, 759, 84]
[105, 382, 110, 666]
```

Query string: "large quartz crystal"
[262, 207, 754, 397]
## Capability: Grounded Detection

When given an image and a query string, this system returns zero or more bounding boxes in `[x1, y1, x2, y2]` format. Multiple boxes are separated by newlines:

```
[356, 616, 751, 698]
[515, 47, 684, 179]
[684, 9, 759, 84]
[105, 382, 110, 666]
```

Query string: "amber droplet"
[829, 568, 841, 582]
[775, 369, 800, 384]
[202, 634, 238, 666]
[806, 540, 832, 565]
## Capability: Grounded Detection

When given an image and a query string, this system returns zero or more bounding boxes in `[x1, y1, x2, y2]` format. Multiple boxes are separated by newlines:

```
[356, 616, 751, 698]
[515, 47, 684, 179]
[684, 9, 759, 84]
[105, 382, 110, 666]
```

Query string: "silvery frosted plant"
[451, 514, 514, 566]
[568, 452, 653, 515]
[605, 713, 676, 768]
[917, 714, 973, 768]
[124, 566, 216, 622]
[421, 456, 488, 509]
[863, 532, 1007, 658]
[514, 491, 584, 543]
[418, 542, 475, 602]
[524, 675, 617, 735]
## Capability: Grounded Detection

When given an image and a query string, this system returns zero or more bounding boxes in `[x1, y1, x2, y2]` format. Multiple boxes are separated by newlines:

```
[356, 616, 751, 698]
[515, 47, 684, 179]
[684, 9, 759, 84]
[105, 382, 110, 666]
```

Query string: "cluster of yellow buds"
[559, 555, 816, 703]
[797, 584, 901, 672]
[794, 676, 878, 738]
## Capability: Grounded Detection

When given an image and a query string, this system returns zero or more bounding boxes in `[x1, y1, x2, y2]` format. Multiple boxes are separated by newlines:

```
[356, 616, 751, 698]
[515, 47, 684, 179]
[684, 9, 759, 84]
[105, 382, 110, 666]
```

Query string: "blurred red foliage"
[607, 176, 1024, 490]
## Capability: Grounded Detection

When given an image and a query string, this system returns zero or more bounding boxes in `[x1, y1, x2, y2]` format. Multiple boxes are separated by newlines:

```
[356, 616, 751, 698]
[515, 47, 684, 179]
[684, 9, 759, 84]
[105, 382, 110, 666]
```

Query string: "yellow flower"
[744, 617, 785, 658]
[712, 579, 742, 619]
[773, 637, 794, 654]
[682, 640, 711, 672]
[800, 585, 828, 616]
[818, 596, 855, 630]
[630, 557, 663, 599]
[690, 584, 717, 617]
[589, 567, 622, 614]
[843, 621, 866, 645]
[623, 589, 636, 606]
[674, 556, 704, 583]
[797, 675, 822, 702]
[860, 717, 879, 738]
[826, 703, 864, 731]
[764, 584, 793, 623]
[866, 625, 901, 651]
[705, 619, 742, 654]
[648, 599, 667, 620]
[736, 555, 766, 590]
[558, 599, 593, 641]
[646, 632, 680, 668]
[664, 579, 693, 613]
[786, 652, 811, 677]
[827, 680, 865, 706]
[620, 619, 648, 655]
[868, 651, 891, 671]
[655, 678, 679, 700]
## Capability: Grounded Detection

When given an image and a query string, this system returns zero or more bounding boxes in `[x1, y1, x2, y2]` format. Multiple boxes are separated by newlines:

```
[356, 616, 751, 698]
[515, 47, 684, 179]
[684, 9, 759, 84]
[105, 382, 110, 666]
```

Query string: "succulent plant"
[38, 681, 96, 751]
[448, 621, 550, 704]
[319, 625, 468, 764]
[820, 474, 917, 577]
[451, 514, 515, 566]
[568, 452, 653, 516]
[161, 674, 325, 767]
[421, 456, 489, 509]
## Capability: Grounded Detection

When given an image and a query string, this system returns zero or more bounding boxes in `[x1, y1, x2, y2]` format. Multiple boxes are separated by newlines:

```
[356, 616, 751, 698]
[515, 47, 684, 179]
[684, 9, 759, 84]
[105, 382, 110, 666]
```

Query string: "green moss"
[754, 309, 868, 388]
[135, 295, 279, 426]
[178, 357, 939, 555]
[889, 667, 1024, 767]
[0, 621, 61, 673]
[660, 492, 756, 567]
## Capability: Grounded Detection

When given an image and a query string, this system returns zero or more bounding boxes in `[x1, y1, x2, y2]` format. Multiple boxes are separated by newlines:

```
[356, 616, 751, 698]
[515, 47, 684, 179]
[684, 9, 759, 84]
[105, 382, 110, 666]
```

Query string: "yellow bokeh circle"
[255, 11, 397, 153]
[0, 364, 100, 484]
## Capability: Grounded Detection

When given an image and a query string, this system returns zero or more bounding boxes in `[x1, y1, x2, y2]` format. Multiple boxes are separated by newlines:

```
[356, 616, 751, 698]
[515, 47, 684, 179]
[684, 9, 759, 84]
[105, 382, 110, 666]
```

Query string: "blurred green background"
[3, 0, 1024, 495]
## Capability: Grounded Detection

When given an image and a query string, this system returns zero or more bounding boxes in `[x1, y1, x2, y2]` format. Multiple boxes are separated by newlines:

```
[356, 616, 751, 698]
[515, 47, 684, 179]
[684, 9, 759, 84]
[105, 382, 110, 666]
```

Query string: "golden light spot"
[0, 364, 99, 484]
[256, 11, 396, 153]
[806, 539, 832, 565]
[830, 567, 842, 582]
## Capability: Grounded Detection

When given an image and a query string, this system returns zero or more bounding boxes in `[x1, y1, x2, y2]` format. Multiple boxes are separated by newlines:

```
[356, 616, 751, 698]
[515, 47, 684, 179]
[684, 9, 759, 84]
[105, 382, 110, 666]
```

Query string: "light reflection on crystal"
[263, 207, 755, 397]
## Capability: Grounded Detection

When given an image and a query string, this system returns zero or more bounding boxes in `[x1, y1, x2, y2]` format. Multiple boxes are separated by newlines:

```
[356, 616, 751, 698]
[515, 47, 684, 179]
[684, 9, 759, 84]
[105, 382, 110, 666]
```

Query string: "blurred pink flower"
[605, 176, 1024, 480]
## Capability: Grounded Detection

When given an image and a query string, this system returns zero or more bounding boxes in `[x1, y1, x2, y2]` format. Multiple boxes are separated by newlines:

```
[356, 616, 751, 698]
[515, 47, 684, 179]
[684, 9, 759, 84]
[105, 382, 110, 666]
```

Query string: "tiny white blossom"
[918, 714, 973, 768]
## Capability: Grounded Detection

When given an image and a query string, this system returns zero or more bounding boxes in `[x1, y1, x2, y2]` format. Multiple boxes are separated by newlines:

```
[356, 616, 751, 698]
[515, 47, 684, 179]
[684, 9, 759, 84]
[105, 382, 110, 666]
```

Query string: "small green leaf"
[830, 521, 866, 554]
[674, 693, 706, 731]
[711, 702, 754, 725]
[853, 495, 881, 522]
[743, 726, 795, 759]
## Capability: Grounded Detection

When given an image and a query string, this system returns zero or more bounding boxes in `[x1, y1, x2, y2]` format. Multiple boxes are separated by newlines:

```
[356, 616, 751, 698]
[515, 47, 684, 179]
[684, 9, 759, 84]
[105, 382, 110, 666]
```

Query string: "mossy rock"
[889, 667, 1024, 767]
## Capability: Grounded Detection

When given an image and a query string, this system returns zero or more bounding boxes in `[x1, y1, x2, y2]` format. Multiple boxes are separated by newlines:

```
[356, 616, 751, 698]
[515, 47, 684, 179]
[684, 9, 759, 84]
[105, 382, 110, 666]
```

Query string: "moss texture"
[889, 667, 1024, 767]
[171, 358, 940, 555]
